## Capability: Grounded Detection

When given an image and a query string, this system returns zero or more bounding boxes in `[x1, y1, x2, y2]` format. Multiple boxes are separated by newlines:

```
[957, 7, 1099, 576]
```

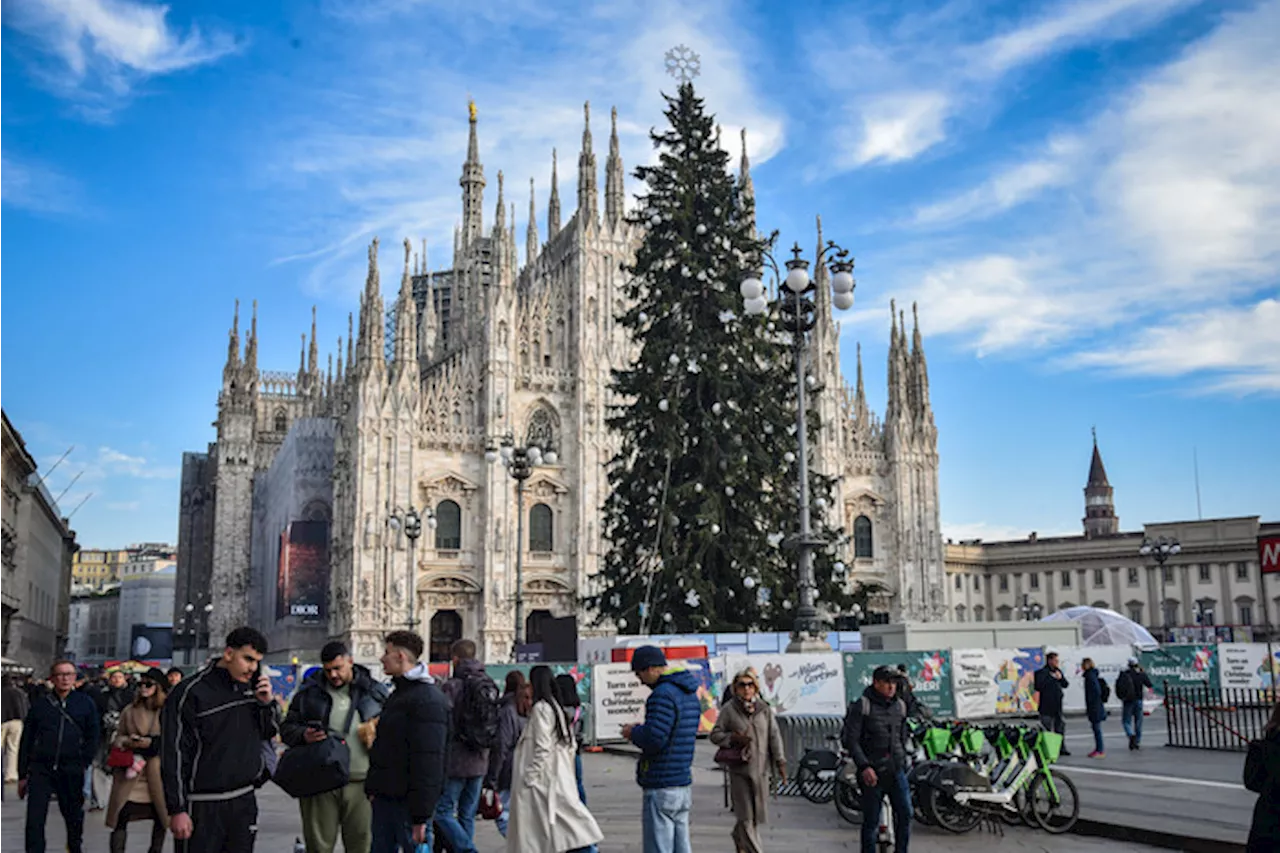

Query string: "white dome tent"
[1040, 605, 1159, 648]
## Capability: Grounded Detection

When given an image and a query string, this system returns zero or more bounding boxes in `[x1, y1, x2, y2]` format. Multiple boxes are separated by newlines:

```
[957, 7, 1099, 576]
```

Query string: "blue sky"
[2, 0, 1277, 550]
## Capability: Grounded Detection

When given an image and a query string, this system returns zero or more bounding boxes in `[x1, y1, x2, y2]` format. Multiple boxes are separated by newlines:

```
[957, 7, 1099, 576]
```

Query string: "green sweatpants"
[299, 780, 372, 853]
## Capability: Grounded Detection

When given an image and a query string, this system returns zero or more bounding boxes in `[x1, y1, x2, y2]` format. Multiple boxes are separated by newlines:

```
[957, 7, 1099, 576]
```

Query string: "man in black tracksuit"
[1033, 651, 1070, 756]
[18, 659, 100, 853]
[161, 627, 279, 853]
[843, 665, 912, 853]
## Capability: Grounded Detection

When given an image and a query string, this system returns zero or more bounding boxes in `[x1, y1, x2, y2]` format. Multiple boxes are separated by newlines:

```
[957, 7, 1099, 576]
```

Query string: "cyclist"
[842, 665, 911, 853]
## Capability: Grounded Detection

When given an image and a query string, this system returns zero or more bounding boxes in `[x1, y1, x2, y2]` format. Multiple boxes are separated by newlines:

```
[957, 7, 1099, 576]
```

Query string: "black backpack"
[1099, 677, 1111, 704]
[1245, 739, 1270, 793]
[1114, 671, 1137, 702]
[454, 674, 500, 752]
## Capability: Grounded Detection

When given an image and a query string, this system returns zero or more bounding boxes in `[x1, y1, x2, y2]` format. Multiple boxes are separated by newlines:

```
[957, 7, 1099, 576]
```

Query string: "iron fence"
[771, 714, 843, 797]
[1164, 681, 1275, 752]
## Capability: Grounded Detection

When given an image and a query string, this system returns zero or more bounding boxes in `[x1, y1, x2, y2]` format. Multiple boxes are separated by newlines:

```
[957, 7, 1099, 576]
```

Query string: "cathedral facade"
[179, 101, 945, 665]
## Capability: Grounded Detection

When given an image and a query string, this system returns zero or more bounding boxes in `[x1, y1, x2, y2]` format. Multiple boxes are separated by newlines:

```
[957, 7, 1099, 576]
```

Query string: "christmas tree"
[591, 83, 855, 635]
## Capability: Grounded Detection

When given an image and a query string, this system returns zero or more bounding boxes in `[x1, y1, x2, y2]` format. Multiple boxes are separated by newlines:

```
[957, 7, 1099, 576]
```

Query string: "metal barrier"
[1164, 681, 1275, 752]
[772, 714, 843, 796]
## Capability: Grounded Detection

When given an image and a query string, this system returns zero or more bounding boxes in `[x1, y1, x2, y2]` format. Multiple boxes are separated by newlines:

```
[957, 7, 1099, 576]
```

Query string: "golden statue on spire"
[469, 99, 477, 122]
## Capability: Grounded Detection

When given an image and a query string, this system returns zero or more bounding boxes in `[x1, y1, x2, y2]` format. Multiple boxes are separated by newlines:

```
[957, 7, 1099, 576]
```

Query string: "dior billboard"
[277, 519, 329, 623]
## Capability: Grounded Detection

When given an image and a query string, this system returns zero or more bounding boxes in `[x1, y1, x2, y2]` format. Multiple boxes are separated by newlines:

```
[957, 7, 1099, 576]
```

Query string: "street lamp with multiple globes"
[1020, 593, 1043, 622]
[1140, 536, 1181, 642]
[485, 433, 558, 655]
[389, 505, 436, 631]
[741, 240, 856, 653]
[179, 599, 214, 665]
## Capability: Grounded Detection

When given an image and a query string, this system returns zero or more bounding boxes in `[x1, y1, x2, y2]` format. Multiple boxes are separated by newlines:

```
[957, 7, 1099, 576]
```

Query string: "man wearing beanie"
[620, 646, 700, 853]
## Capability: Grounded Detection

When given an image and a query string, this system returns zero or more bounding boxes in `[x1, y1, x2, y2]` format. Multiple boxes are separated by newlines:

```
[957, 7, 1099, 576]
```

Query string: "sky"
[2, 0, 1278, 550]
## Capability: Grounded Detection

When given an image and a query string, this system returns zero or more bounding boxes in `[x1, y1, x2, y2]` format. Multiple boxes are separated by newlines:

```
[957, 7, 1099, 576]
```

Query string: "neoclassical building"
[178, 101, 946, 664]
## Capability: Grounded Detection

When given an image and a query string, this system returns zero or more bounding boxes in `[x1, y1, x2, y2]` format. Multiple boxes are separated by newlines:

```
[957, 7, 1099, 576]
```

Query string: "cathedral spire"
[813, 214, 830, 318]
[605, 106, 625, 228]
[509, 202, 517, 279]
[335, 336, 344, 385]
[548, 149, 561, 240]
[392, 237, 419, 376]
[244, 300, 258, 376]
[308, 306, 319, 379]
[854, 342, 870, 426]
[526, 178, 539, 265]
[357, 238, 385, 376]
[738, 128, 755, 230]
[460, 99, 486, 250]
[224, 300, 241, 378]
[577, 102, 598, 226]
[297, 333, 307, 386]
[346, 313, 354, 369]
[911, 302, 933, 424]
[886, 299, 901, 418]
[418, 272, 438, 364]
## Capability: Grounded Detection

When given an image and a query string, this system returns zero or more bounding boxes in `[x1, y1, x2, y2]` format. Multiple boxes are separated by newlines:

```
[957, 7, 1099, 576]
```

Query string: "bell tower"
[1083, 428, 1119, 538]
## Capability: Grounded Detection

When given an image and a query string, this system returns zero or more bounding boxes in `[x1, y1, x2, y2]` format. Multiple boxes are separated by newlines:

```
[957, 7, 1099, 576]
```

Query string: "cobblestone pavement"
[3, 743, 1164, 853]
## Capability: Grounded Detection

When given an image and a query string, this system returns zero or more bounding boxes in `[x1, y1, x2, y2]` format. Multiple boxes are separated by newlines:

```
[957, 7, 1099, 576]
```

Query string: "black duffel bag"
[273, 701, 358, 798]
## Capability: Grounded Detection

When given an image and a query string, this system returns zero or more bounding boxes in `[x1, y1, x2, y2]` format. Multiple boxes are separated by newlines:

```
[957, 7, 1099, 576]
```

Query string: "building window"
[974, 575, 981, 591]
[529, 503, 553, 552]
[1061, 571, 1071, 589]
[954, 574, 962, 590]
[1030, 574, 1040, 590]
[1127, 567, 1139, 586]
[955, 605, 966, 623]
[1163, 601, 1179, 626]
[854, 516, 873, 558]
[434, 500, 461, 550]
[1240, 603, 1254, 626]
[974, 605, 986, 622]
[1094, 569, 1105, 588]
[1162, 566, 1172, 584]
[1198, 564, 1211, 583]
[997, 605, 1012, 622]
[999, 575, 1009, 592]
[274, 409, 287, 432]
[428, 609, 462, 662]
[1128, 603, 1143, 623]
[1237, 562, 1250, 581]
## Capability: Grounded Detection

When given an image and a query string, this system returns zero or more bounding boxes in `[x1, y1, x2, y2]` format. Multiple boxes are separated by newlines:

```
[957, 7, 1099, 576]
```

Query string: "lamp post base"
[786, 630, 831, 654]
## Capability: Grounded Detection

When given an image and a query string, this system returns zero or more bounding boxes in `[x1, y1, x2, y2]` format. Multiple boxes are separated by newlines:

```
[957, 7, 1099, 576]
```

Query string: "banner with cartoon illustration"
[487, 662, 595, 742]
[591, 658, 721, 743]
[952, 648, 1043, 718]
[1219, 644, 1278, 693]
[1054, 646, 1134, 712]
[1139, 645, 1218, 698]
[721, 653, 846, 717]
[262, 663, 300, 706]
[842, 651, 954, 718]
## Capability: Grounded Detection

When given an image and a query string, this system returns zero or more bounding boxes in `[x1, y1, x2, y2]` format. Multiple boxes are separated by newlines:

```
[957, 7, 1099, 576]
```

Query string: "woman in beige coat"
[710, 667, 787, 853]
[507, 666, 603, 853]
[105, 667, 169, 853]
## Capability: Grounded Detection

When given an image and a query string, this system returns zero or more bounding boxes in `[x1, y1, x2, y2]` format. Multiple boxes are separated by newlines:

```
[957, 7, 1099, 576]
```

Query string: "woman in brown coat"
[105, 667, 169, 853]
[710, 667, 787, 853]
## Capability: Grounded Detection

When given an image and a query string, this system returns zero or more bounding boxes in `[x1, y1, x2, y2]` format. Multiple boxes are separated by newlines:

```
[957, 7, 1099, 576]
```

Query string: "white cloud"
[942, 520, 1077, 543]
[818, 0, 1199, 169]
[1069, 298, 1280, 393]
[1, 153, 83, 214]
[4, 0, 239, 117]
[95, 446, 178, 480]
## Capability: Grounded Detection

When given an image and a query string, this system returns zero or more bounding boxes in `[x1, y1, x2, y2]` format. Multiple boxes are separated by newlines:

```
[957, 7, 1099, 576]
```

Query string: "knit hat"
[141, 667, 168, 690]
[630, 645, 667, 672]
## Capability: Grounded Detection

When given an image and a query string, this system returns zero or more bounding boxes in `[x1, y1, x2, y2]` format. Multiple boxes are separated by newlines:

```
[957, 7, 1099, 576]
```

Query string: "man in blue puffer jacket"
[621, 646, 701, 853]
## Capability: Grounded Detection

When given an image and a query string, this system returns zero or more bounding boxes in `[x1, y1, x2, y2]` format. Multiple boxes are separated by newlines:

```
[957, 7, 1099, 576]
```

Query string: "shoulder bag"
[273, 698, 359, 798]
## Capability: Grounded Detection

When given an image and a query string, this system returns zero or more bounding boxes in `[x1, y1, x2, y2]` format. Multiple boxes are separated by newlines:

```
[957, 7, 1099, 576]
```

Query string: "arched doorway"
[429, 610, 461, 662]
[526, 609, 553, 645]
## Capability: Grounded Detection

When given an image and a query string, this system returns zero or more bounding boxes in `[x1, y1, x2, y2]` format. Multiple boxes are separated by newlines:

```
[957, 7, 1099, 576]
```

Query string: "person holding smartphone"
[161, 627, 279, 853]
[105, 668, 169, 853]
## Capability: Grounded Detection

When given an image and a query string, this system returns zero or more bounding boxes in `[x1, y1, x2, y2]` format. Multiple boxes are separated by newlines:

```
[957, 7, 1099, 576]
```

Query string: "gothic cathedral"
[187, 101, 945, 665]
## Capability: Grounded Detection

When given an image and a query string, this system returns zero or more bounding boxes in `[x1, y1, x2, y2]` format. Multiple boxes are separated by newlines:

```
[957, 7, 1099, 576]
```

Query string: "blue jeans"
[434, 775, 482, 853]
[642, 785, 692, 853]
[496, 788, 511, 838]
[575, 752, 587, 803]
[1091, 720, 1105, 753]
[1122, 700, 1144, 743]
[371, 796, 420, 853]
[859, 769, 911, 853]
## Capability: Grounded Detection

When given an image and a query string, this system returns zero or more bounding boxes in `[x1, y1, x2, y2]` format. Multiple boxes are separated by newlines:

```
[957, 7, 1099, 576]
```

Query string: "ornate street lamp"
[486, 433, 558, 655]
[389, 505, 435, 631]
[1140, 536, 1181, 642]
[1020, 593, 1043, 622]
[741, 240, 856, 652]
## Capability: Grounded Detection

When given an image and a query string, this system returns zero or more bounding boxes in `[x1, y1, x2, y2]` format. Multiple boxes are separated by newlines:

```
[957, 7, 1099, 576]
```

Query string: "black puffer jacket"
[160, 664, 280, 816]
[280, 664, 388, 746]
[364, 664, 450, 825]
[842, 686, 908, 775]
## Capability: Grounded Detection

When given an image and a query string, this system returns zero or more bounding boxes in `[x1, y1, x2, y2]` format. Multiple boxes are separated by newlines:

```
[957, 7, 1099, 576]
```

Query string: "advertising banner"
[277, 520, 329, 623]
[1139, 645, 1219, 699]
[129, 625, 174, 661]
[1219, 643, 1280, 692]
[263, 663, 300, 705]
[591, 658, 721, 743]
[1260, 535, 1280, 574]
[952, 648, 1043, 718]
[487, 662, 594, 741]
[722, 653, 846, 717]
[842, 651, 954, 718]
[1055, 646, 1134, 711]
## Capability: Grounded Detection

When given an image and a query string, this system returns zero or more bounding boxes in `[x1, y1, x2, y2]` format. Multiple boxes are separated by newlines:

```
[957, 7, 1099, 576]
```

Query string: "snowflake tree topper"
[665, 45, 701, 83]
